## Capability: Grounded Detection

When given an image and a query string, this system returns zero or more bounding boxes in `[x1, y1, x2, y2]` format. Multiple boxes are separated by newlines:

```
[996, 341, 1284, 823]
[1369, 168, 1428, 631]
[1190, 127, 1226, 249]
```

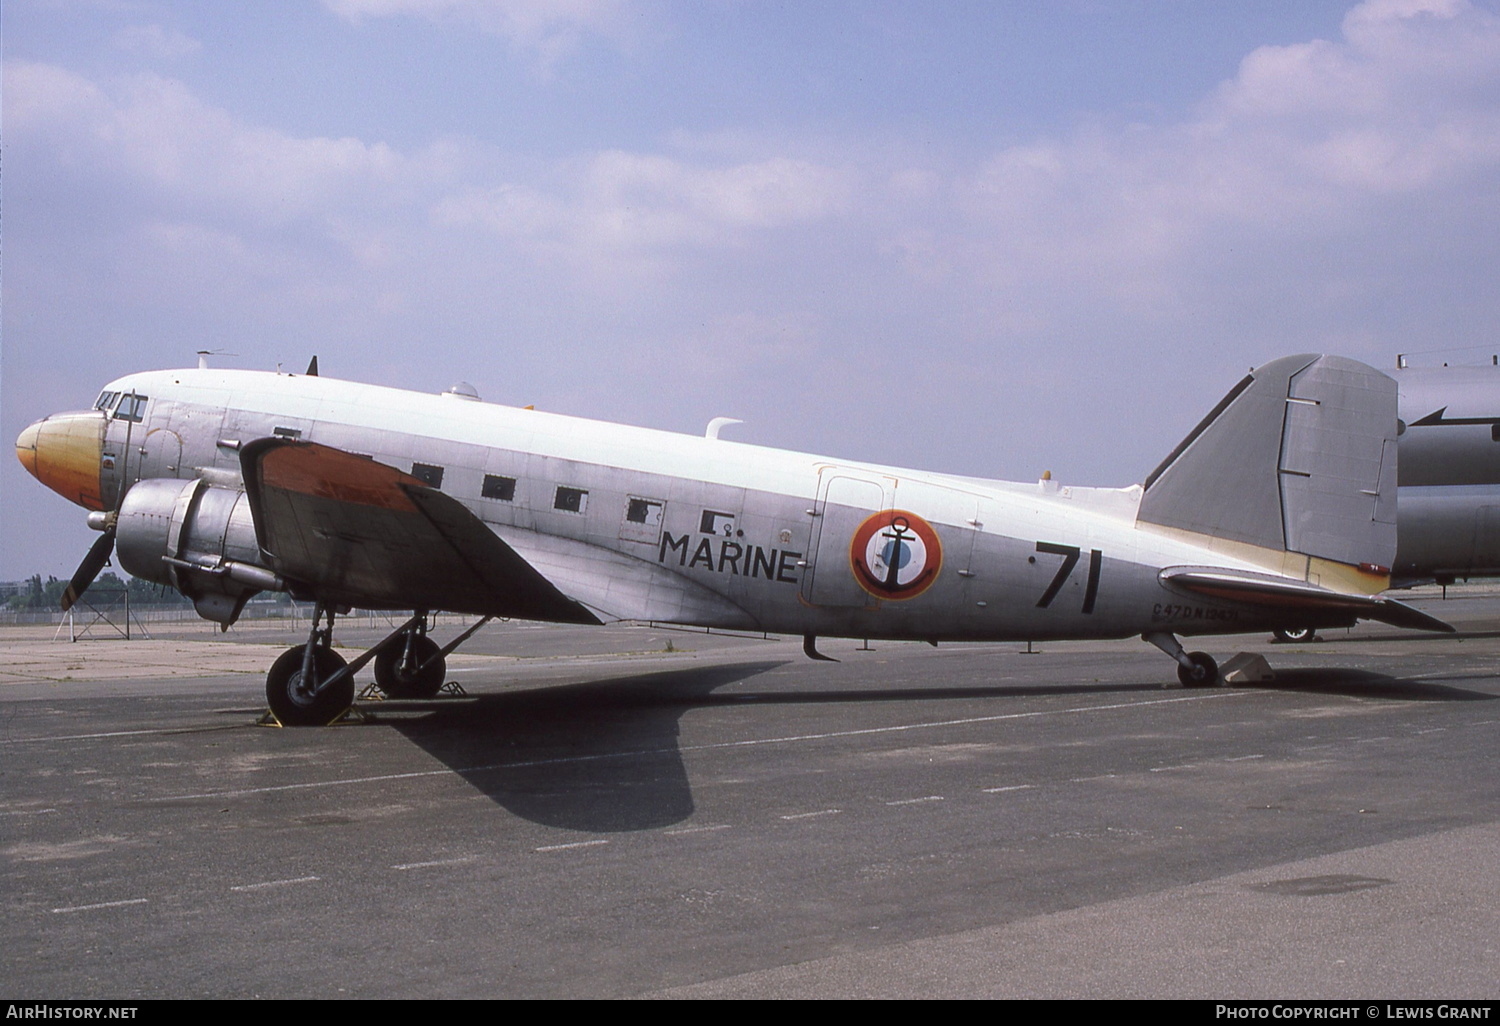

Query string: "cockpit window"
[94, 391, 120, 413]
[113, 394, 147, 422]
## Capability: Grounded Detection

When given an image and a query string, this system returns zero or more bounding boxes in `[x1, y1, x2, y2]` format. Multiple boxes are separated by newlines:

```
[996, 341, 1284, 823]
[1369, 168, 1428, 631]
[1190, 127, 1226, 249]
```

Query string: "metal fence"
[0, 601, 433, 630]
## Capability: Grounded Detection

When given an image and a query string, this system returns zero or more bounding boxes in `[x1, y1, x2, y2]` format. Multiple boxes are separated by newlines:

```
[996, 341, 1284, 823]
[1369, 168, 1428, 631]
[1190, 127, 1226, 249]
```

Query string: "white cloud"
[941, 0, 1500, 325]
[12, 0, 1500, 352]
[4, 61, 465, 231]
[1207, 0, 1500, 194]
[435, 150, 852, 271]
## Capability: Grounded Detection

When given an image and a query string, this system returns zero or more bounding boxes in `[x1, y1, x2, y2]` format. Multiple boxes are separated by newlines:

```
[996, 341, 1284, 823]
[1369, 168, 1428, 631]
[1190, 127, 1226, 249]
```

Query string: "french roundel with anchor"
[849, 509, 943, 600]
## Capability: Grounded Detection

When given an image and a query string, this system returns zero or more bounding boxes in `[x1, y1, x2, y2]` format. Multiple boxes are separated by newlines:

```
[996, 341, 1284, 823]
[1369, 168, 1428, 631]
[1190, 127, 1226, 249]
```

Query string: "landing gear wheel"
[1177, 651, 1219, 688]
[1273, 627, 1316, 643]
[373, 634, 446, 699]
[266, 645, 353, 726]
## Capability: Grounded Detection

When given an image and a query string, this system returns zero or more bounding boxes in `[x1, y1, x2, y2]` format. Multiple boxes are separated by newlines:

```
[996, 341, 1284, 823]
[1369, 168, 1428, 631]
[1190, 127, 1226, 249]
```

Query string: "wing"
[240, 438, 600, 623]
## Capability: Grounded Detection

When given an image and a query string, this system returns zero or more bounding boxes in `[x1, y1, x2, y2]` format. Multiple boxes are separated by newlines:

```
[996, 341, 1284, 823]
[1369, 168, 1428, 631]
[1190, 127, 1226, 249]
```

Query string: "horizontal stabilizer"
[1161, 566, 1453, 633]
[1359, 598, 1456, 634]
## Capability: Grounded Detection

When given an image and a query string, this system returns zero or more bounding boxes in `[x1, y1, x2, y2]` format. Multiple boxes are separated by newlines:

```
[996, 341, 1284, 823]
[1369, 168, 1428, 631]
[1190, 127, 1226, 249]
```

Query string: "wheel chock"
[1220, 652, 1275, 685]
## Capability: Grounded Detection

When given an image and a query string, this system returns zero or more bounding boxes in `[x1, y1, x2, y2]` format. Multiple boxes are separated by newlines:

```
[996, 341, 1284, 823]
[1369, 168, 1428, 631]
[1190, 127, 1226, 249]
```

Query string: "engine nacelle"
[116, 478, 284, 626]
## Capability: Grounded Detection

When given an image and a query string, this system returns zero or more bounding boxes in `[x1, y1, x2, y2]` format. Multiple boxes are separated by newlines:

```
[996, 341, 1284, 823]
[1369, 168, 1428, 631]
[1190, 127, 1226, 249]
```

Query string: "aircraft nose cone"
[16, 419, 41, 478]
[15, 412, 107, 511]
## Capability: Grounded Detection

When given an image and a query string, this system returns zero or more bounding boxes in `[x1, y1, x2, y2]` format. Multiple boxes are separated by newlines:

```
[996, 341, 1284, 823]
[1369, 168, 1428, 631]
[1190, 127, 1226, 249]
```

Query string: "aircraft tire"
[1272, 627, 1316, 643]
[1177, 651, 1219, 688]
[373, 635, 446, 699]
[266, 645, 353, 726]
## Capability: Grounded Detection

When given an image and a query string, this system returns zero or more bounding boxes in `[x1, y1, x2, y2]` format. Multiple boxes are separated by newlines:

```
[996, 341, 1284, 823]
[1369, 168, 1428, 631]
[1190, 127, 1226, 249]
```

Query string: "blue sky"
[5, 0, 1500, 580]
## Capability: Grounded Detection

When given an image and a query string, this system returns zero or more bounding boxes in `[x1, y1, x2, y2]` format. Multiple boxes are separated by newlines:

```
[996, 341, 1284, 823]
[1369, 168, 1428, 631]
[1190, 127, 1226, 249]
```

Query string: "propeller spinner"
[16, 398, 133, 611]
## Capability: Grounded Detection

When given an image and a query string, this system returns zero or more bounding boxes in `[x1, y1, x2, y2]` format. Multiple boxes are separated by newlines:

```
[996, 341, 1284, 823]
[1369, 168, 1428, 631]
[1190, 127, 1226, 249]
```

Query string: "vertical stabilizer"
[1138, 354, 1397, 572]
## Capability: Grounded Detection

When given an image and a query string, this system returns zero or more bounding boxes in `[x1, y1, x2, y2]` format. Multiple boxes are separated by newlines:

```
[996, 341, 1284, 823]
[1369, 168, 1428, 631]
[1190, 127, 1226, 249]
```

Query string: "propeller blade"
[60, 528, 116, 612]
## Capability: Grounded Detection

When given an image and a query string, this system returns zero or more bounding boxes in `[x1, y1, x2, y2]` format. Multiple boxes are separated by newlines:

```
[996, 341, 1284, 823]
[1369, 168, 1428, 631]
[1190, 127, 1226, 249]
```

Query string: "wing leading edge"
[240, 438, 600, 623]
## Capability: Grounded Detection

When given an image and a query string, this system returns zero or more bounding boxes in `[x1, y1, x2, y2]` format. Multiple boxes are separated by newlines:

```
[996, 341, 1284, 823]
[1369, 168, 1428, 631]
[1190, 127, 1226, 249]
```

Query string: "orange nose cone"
[16, 419, 41, 478]
[16, 412, 107, 511]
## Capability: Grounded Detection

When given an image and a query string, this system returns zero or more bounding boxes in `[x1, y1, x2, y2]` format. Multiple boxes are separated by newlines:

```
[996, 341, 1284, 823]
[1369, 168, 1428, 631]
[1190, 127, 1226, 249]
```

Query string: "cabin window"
[619, 496, 666, 544]
[626, 498, 664, 526]
[114, 395, 147, 422]
[482, 474, 516, 501]
[554, 486, 588, 514]
[411, 463, 444, 489]
[273, 426, 302, 439]
[700, 510, 737, 536]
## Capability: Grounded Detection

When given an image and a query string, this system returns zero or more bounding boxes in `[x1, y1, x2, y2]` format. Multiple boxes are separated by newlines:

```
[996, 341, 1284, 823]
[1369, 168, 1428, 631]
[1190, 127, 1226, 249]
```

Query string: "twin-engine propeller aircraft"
[17, 353, 1451, 725]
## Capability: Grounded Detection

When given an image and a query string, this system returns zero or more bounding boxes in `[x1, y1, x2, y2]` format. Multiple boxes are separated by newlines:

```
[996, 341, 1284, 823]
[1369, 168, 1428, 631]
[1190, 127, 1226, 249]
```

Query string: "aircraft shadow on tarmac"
[360, 659, 1492, 833]
[372, 661, 1178, 832]
[1252, 667, 1499, 701]
[380, 661, 785, 834]
[1326, 627, 1500, 644]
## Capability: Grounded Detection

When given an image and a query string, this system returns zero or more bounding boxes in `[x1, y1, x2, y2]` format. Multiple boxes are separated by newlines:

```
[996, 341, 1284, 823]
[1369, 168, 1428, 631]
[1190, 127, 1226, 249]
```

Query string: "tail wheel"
[267, 645, 352, 726]
[374, 634, 446, 699]
[1177, 651, 1219, 688]
[1273, 627, 1316, 643]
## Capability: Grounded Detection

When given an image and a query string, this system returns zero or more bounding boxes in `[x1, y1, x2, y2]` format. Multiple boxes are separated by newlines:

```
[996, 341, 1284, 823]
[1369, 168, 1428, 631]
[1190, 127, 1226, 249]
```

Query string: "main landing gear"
[265, 605, 355, 726]
[1142, 631, 1219, 687]
[264, 606, 492, 726]
[374, 623, 445, 699]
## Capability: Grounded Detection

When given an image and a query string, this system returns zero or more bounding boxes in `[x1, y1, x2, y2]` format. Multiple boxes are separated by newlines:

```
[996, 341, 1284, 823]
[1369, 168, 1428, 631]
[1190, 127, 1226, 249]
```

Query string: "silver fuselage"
[85, 368, 1318, 642]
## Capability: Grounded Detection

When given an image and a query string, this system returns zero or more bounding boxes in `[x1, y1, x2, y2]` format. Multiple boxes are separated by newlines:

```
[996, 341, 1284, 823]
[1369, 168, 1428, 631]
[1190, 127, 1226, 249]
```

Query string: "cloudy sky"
[5, 0, 1500, 582]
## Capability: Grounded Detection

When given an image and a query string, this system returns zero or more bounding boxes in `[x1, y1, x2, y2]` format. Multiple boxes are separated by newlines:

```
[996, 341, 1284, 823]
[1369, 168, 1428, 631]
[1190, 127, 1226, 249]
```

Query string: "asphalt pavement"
[3, 593, 1498, 998]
